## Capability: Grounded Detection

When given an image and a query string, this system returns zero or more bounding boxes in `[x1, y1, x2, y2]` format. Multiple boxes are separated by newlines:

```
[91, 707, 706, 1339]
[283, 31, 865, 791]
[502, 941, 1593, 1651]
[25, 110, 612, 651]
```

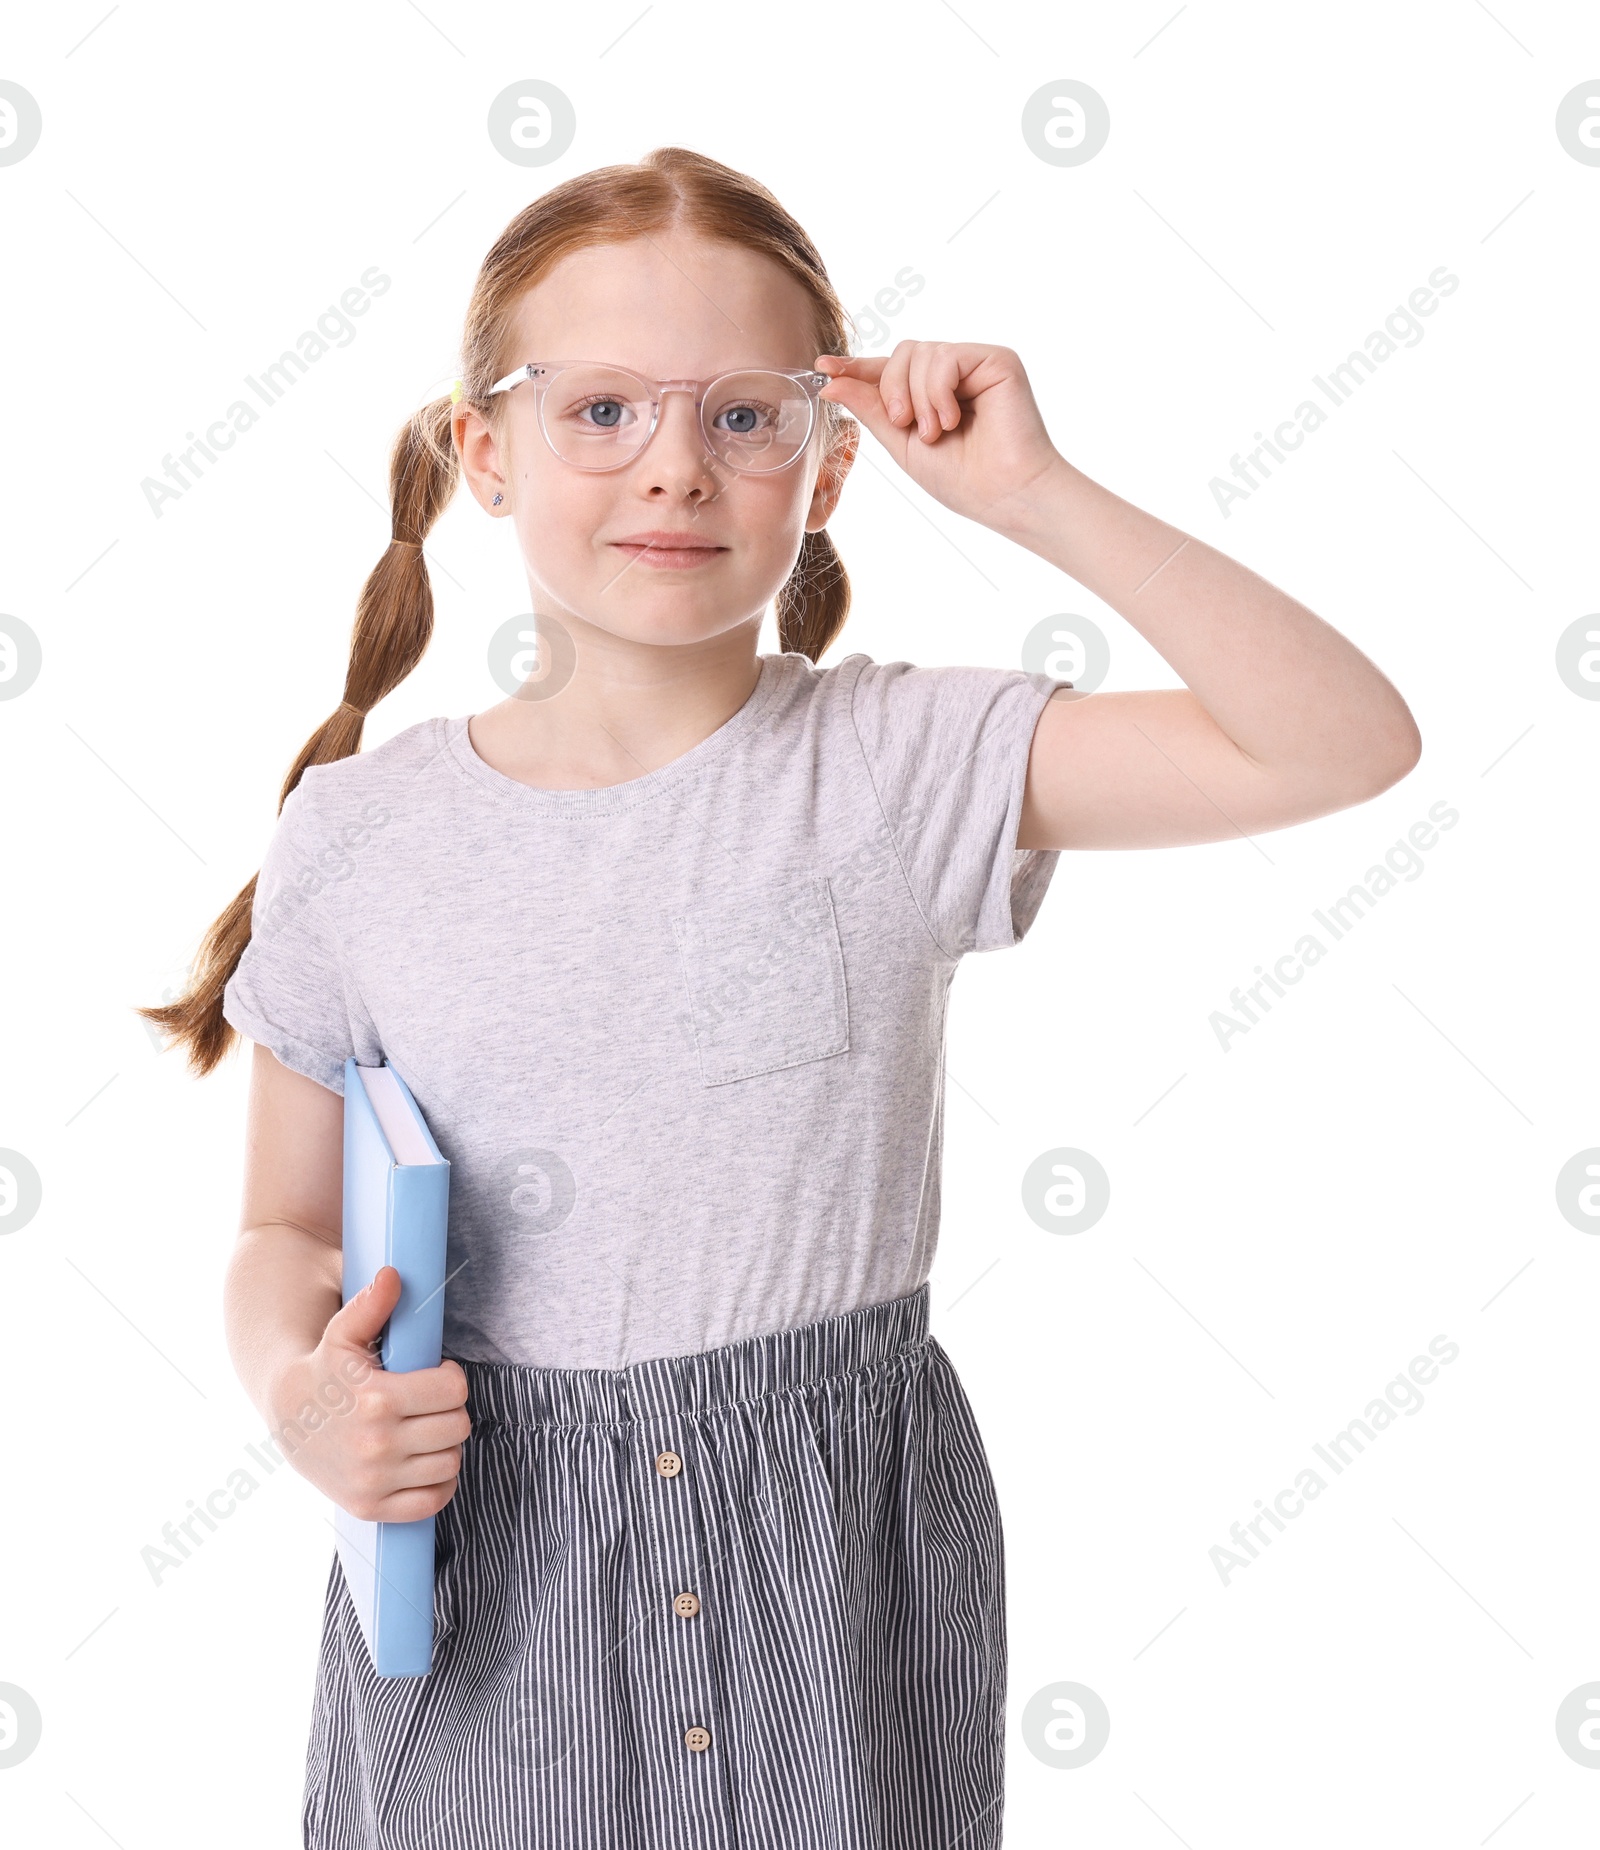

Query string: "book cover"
[334, 1056, 450, 1678]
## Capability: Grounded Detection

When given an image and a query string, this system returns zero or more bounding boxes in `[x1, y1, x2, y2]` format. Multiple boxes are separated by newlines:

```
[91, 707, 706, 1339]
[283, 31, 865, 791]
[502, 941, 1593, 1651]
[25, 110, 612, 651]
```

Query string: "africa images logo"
[1210, 800, 1458, 1051]
[1209, 267, 1460, 517]
[140, 267, 392, 517]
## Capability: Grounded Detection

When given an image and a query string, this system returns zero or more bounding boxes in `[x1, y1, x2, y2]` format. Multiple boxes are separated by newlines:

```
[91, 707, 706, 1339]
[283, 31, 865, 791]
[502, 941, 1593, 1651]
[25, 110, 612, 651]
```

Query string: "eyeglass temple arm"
[486, 363, 544, 396]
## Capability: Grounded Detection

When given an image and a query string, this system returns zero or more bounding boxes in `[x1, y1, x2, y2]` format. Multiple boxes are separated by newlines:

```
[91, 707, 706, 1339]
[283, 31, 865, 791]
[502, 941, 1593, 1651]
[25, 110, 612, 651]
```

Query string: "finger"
[909, 345, 960, 440]
[816, 353, 886, 383]
[385, 1445, 464, 1491]
[814, 355, 881, 413]
[398, 1407, 474, 1455]
[367, 1481, 461, 1523]
[907, 344, 938, 439]
[329, 1264, 402, 1348]
[878, 340, 919, 428]
[388, 1358, 472, 1417]
[928, 348, 963, 433]
[817, 353, 906, 440]
[345, 1451, 463, 1521]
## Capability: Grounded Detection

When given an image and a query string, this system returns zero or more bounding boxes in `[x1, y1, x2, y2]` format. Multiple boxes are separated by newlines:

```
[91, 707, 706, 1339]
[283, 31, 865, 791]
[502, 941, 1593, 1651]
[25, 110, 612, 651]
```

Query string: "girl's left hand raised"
[815, 340, 1063, 530]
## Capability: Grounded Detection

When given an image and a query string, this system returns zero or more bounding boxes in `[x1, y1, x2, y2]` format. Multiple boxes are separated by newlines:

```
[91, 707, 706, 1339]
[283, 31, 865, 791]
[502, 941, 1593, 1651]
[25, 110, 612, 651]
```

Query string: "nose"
[636, 383, 724, 498]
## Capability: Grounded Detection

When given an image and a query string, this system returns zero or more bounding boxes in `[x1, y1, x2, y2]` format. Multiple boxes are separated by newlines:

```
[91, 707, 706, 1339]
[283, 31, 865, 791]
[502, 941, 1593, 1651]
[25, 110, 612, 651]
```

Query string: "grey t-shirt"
[222, 649, 1064, 1369]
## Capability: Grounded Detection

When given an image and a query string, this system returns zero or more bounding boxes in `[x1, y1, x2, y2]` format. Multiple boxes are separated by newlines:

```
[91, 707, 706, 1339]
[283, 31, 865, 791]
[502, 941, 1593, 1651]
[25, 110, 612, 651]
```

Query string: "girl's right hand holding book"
[272, 1264, 474, 1523]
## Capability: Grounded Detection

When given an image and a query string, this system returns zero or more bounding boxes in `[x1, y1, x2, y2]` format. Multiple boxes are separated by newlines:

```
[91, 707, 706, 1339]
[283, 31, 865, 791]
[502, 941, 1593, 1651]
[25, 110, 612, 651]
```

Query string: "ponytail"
[776, 529, 849, 661]
[136, 397, 458, 1077]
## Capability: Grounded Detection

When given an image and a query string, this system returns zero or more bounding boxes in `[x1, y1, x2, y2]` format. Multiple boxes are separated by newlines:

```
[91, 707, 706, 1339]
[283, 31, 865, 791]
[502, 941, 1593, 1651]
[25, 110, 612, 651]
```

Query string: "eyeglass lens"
[538, 366, 814, 473]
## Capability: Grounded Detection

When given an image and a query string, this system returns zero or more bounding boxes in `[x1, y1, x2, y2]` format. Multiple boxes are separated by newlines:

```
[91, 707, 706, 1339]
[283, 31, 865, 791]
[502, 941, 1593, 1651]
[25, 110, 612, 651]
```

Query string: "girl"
[142, 147, 1419, 1849]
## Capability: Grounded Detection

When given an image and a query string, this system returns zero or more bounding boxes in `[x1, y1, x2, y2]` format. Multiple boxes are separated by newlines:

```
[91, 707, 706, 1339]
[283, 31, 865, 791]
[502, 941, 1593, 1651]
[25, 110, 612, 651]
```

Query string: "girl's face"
[455, 230, 855, 654]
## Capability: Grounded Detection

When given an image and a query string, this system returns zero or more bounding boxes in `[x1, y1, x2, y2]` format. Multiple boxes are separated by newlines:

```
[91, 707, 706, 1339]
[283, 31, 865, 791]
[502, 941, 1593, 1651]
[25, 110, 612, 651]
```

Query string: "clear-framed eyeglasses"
[481, 360, 835, 475]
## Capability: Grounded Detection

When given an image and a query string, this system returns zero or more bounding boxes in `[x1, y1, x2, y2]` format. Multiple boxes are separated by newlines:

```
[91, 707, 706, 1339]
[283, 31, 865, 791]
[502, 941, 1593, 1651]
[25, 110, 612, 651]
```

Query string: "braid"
[776, 528, 850, 661]
[135, 398, 459, 1076]
[775, 400, 853, 661]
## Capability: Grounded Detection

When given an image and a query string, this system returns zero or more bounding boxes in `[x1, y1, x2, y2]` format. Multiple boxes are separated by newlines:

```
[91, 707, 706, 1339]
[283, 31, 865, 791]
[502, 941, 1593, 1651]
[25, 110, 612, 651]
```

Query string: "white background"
[2, 2, 1597, 1845]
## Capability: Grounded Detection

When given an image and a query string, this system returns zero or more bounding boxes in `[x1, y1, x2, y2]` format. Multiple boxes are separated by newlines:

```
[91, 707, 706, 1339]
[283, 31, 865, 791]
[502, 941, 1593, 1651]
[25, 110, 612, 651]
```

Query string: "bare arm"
[1004, 461, 1423, 852]
[226, 1042, 346, 1425]
[811, 344, 1421, 855]
[228, 1043, 470, 1521]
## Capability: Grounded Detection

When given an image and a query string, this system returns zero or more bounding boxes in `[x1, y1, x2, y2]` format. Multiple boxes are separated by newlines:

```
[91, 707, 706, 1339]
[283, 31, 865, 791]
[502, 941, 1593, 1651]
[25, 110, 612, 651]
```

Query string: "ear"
[804, 416, 859, 534]
[453, 406, 510, 515]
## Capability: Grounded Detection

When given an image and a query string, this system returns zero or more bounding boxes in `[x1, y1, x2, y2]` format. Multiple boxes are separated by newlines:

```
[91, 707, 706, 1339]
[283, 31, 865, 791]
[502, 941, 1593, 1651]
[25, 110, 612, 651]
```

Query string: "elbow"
[1333, 717, 1422, 810]
[1368, 710, 1424, 795]
[1307, 711, 1423, 815]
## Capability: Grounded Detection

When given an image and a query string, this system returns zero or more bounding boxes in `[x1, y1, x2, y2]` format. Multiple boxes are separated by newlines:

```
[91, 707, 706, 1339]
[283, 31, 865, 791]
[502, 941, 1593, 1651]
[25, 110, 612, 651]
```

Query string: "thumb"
[817, 358, 898, 450]
[329, 1263, 402, 1349]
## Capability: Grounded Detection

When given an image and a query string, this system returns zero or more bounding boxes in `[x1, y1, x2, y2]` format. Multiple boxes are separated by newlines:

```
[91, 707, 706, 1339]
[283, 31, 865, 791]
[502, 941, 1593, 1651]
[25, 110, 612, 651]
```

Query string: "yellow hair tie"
[450, 379, 464, 405]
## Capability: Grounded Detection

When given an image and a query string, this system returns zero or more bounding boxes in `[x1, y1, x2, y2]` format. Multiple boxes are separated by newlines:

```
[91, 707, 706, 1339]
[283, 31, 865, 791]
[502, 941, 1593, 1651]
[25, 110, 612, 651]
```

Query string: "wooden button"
[684, 1725, 711, 1752]
[655, 1450, 682, 1478]
[673, 1591, 700, 1618]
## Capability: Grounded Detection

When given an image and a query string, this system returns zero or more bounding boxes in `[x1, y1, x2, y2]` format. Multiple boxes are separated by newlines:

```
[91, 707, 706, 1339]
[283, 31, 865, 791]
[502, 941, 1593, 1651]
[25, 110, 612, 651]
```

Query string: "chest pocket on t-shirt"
[670, 873, 850, 1086]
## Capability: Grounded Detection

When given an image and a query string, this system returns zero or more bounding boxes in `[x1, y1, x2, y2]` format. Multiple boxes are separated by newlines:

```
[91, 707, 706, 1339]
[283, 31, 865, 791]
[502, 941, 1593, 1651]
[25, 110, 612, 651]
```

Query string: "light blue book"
[336, 1056, 451, 1678]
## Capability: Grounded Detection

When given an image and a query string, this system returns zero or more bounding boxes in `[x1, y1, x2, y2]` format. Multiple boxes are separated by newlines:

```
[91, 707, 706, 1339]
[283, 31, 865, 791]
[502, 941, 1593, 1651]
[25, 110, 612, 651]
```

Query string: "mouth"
[608, 533, 728, 570]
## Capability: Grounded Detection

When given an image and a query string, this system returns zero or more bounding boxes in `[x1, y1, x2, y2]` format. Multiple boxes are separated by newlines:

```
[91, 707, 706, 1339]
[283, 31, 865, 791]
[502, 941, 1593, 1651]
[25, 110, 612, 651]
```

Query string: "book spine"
[381, 1163, 449, 1374]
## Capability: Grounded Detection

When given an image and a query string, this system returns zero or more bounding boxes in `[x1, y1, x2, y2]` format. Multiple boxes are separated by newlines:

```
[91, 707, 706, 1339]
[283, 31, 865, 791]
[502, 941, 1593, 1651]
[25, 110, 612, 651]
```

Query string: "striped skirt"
[301, 1281, 1008, 1848]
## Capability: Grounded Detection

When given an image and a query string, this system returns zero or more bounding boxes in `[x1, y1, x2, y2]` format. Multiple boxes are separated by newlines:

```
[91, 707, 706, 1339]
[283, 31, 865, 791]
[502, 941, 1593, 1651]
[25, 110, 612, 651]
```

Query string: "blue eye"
[573, 396, 629, 429]
[713, 401, 775, 436]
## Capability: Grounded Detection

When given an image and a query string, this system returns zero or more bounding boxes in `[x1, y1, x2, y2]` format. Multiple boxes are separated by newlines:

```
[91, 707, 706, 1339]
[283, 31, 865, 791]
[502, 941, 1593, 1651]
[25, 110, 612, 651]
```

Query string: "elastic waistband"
[450, 1282, 931, 1428]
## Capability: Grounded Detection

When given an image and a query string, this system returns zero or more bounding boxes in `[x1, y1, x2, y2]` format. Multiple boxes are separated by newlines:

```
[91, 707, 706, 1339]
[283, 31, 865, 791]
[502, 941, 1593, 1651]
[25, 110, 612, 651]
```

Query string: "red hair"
[139, 147, 855, 1077]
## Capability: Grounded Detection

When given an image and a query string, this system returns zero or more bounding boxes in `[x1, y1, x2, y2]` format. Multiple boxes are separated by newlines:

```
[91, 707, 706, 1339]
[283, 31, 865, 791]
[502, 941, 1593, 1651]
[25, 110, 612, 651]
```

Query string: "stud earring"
[492, 493, 503, 506]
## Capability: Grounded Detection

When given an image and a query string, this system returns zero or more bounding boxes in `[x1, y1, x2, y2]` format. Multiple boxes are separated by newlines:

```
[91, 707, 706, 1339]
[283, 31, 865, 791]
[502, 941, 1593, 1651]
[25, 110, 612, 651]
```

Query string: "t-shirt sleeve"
[848, 655, 1066, 958]
[220, 781, 363, 1095]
